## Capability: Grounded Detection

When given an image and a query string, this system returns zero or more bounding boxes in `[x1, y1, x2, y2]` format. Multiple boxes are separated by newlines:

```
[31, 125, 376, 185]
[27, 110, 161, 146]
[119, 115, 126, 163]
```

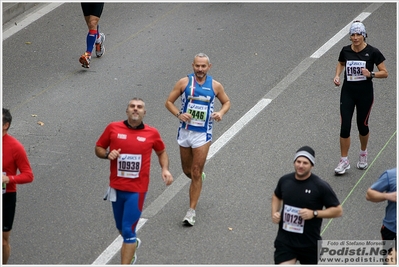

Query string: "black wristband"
[104, 151, 110, 159]
[176, 111, 182, 118]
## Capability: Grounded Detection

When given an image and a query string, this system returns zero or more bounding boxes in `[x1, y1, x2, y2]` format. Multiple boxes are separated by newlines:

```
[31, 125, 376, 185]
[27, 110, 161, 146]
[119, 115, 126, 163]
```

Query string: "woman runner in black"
[333, 20, 388, 175]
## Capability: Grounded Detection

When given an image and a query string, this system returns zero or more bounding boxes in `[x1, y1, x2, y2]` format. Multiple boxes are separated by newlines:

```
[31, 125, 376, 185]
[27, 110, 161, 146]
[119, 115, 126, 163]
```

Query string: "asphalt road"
[2, 2, 397, 265]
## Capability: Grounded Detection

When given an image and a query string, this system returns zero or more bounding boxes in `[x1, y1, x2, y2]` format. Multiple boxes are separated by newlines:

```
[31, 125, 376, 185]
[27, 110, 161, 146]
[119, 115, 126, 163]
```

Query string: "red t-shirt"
[96, 121, 165, 193]
[2, 134, 34, 193]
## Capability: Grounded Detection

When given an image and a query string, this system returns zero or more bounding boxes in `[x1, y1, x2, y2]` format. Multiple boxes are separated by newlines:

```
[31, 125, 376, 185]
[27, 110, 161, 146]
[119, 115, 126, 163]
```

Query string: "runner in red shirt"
[2, 108, 34, 264]
[95, 97, 173, 264]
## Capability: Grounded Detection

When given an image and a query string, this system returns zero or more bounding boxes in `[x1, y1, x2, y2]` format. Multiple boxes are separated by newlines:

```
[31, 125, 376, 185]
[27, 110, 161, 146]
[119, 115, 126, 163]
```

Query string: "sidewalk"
[3, 2, 42, 25]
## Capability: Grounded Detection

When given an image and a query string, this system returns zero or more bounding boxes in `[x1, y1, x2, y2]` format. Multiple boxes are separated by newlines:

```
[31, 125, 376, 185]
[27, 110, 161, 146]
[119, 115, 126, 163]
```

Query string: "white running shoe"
[357, 153, 368, 170]
[95, 33, 105, 58]
[182, 208, 196, 226]
[334, 159, 350, 175]
[130, 238, 141, 265]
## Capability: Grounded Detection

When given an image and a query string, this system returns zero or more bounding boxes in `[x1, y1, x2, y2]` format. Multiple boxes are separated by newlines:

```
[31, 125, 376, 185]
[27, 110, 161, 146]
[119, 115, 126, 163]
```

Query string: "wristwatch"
[371, 72, 375, 78]
[313, 210, 318, 218]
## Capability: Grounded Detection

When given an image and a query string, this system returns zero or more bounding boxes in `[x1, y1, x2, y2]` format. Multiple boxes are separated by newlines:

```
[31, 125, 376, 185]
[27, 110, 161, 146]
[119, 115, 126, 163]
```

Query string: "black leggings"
[339, 85, 374, 138]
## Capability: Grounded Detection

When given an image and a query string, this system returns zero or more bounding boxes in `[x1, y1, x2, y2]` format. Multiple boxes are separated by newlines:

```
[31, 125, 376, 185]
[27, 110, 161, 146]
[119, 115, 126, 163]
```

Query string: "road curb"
[3, 2, 42, 25]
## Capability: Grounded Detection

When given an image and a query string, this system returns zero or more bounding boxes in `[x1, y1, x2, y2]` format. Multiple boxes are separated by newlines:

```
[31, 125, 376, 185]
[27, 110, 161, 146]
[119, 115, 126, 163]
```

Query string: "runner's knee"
[182, 167, 191, 178]
[121, 227, 137, 244]
[340, 128, 350, 138]
[87, 17, 99, 29]
[191, 166, 203, 179]
[358, 126, 369, 136]
[2, 237, 10, 246]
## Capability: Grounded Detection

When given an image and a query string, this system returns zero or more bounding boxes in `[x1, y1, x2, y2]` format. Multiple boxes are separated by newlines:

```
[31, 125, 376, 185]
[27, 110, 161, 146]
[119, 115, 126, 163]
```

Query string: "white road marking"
[91, 218, 147, 265]
[2, 3, 65, 41]
[310, 12, 371, 58]
[310, 2, 384, 58]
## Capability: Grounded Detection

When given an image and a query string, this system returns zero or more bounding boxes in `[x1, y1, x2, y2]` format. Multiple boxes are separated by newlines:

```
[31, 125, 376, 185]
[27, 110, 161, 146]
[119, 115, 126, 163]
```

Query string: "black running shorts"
[274, 239, 318, 264]
[81, 3, 104, 18]
[3, 192, 17, 232]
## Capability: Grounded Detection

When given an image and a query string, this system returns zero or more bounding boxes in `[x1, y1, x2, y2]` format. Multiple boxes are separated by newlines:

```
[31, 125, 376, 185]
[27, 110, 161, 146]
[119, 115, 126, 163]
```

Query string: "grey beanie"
[294, 146, 315, 166]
